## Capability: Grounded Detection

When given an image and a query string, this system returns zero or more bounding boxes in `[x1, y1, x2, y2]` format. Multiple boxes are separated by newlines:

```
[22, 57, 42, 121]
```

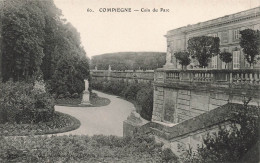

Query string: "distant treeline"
[91, 52, 166, 70]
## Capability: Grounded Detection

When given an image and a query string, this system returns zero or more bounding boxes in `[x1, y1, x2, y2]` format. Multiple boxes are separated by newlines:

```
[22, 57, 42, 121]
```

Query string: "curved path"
[55, 91, 135, 137]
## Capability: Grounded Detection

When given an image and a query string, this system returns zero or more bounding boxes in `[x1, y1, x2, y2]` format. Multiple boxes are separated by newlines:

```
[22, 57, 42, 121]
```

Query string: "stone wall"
[124, 103, 257, 156]
[152, 86, 164, 121]
[91, 69, 154, 84]
[153, 69, 260, 123]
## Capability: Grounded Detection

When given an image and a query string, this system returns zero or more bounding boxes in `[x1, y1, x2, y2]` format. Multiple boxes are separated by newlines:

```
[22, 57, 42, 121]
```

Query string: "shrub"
[136, 86, 153, 121]
[181, 98, 259, 163]
[91, 80, 154, 120]
[90, 92, 98, 99]
[122, 83, 142, 100]
[72, 93, 79, 98]
[219, 52, 232, 63]
[0, 133, 166, 162]
[174, 51, 191, 69]
[162, 148, 179, 163]
[65, 92, 71, 98]
[0, 81, 54, 124]
[58, 94, 65, 99]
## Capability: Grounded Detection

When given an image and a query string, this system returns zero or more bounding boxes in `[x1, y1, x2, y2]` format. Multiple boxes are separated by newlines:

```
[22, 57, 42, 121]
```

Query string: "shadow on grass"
[0, 111, 81, 136]
[55, 94, 111, 107]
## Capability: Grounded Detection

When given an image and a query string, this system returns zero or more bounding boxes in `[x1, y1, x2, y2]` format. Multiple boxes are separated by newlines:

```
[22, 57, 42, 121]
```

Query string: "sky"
[53, 0, 260, 58]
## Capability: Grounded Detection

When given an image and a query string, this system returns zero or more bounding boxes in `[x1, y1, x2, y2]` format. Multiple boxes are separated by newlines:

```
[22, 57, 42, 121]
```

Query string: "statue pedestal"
[79, 80, 92, 106]
[163, 62, 175, 69]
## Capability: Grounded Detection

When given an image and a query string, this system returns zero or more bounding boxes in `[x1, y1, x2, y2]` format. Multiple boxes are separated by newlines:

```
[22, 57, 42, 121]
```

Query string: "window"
[208, 33, 218, 38]
[212, 56, 218, 69]
[254, 24, 260, 31]
[221, 31, 228, 43]
[177, 39, 181, 50]
[222, 61, 227, 69]
[233, 29, 240, 40]
[233, 51, 240, 69]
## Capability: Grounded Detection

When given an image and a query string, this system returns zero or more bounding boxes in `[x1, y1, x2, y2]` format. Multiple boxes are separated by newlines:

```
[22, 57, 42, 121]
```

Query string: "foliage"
[89, 94, 111, 107]
[0, 133, 170, 162]
[181, 98, 259, 163]
[91, 80, 153, 121]
[0, 112, 80, 136]
[187, 36, 220, 67]
[1, 0, 90, 95]
[2, 0, 45, 81]
[91, 52, 166, 70]
[55, 95, 83, 106]
[122, 83, 143, 101]
[55, 92, 111, 107]
[0, 81, 54, 124]
[219, 52, 232, 63]
[162, 148, 179, 163]
[174, 51, 191, 69]
[136, 86, 154, 121]
[240, 29, 260, 66]
[45, 23, 90, 96]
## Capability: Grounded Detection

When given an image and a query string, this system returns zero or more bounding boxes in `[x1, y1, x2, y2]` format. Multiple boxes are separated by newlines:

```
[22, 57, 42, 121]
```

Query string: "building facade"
[165, 7, 260, 70]
[124, 7, 260, 156]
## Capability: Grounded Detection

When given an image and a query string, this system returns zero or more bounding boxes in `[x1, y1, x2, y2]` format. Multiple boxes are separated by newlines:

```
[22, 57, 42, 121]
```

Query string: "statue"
[80, 79, 91, 106]
[163, 48, 174, 68]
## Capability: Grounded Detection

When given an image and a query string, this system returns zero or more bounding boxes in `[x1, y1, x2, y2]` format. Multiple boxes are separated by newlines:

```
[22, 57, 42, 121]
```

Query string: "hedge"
[91, 80, 153, 121]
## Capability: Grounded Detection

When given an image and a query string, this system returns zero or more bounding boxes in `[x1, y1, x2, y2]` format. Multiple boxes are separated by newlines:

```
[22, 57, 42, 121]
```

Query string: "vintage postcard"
[0, 0, 259, 162]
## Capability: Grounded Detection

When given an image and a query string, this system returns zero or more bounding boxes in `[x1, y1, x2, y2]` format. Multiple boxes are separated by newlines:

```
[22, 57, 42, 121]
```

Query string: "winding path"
[55, 91, 135, 137]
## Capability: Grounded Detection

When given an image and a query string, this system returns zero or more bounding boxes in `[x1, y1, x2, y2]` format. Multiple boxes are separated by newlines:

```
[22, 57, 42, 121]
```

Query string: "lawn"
[0, 134, 178, 162]
[55, 92, 111, 107]
[0, 112, 80, 136]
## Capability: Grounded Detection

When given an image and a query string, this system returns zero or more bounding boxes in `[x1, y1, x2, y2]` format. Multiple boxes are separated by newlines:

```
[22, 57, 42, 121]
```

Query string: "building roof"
[166, 6, 260, 36]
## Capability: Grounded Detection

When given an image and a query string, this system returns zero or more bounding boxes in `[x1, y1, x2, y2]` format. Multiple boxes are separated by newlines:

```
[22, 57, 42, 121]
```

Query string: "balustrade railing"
[232, 71, 260, 85]
[155, 69, 260, 86]
[92, 69, 260, 86]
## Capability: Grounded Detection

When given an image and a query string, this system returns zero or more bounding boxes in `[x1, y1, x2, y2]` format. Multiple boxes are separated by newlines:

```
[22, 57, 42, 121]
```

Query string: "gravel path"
[54, 91, 135, 137]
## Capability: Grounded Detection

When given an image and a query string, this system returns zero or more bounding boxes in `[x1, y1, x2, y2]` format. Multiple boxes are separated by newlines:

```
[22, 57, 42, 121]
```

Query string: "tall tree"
[2, 0, 45, 81]
[2, 0, 90, 95]
[240, 29, 260, 66]
[187, 36, 220, 67]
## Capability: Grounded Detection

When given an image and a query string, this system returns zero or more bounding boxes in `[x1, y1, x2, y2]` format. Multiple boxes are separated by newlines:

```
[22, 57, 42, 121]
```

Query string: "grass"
[90, 95, 111, 107]
[55, 93, 111, 107]
[0, 133, 179, 162]
[0, 112, 80, 136]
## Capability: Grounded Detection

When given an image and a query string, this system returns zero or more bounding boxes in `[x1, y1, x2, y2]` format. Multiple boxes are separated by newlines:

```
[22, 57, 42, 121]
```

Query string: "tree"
[240, 29, 260, 66]
[181, 98, 259, 163]
[187, 36, 220, 67]
[91, 52, 166, 70]
[2, 0, 45, 81]
[174, 51, 191, 69]
[2, 0, 90, 95]
[219, 52, 232, 64]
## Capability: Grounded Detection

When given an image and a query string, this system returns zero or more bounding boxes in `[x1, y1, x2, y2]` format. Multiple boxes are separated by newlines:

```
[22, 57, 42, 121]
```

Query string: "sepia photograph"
[0, 0, 260, 162]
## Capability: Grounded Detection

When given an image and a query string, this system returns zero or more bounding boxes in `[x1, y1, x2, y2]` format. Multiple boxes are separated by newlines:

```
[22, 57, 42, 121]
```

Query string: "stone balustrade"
[91, 69, 154, 84]
[155, 69, 260, 86]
